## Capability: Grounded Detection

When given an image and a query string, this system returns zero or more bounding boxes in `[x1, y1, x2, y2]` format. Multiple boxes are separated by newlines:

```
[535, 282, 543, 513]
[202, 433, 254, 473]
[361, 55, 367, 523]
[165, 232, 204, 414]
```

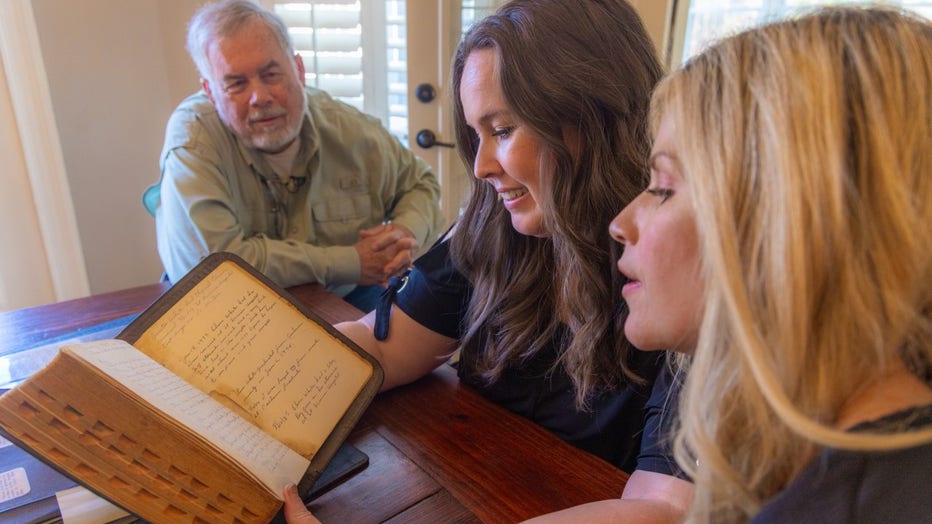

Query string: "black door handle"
[415, 83, 436, 103]
[415, 129, 455, 149]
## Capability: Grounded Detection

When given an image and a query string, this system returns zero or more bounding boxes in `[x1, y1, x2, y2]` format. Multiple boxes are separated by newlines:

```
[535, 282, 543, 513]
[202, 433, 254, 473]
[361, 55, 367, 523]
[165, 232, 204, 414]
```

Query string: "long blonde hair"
[654, 7, 932, 521]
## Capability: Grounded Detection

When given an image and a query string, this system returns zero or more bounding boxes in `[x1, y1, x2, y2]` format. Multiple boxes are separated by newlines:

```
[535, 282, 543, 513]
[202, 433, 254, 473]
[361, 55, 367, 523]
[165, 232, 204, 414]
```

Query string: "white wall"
[31, 0, 204, 295]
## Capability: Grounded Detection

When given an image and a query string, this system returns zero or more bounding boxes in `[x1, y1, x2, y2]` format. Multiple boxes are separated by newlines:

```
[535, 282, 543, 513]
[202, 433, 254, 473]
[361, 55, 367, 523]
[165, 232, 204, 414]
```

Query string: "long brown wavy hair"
[449, 0, 663, 407]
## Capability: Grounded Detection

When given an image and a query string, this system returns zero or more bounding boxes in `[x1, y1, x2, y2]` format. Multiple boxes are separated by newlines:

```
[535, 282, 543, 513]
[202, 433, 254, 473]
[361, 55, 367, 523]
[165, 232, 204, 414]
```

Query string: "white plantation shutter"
[675, 0, 932, 64]
[273, 1, 409, 144]
[271, 1, 506, 145]
[384, 1, 408, 142]
[461, 0, 502, 23]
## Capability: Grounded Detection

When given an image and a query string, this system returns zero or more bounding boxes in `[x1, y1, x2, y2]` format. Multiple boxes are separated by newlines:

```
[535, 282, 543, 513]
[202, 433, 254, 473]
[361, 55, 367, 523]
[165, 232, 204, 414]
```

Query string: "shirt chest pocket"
[311, 193, 373, 239]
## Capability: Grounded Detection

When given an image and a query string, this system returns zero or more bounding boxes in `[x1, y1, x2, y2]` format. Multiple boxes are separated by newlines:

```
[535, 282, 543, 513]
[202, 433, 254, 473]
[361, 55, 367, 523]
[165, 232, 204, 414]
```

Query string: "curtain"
[0, 0, 89, 311]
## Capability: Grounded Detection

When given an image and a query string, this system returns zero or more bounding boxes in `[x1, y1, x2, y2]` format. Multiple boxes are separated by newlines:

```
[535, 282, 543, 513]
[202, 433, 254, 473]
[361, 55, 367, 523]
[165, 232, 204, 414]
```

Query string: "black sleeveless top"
[752, 404, 932, 522]
[394, 239, 659, 472]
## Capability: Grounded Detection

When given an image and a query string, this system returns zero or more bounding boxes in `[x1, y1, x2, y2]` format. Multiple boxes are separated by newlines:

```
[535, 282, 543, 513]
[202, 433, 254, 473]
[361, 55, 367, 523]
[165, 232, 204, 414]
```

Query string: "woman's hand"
[283, 484, 322, 524]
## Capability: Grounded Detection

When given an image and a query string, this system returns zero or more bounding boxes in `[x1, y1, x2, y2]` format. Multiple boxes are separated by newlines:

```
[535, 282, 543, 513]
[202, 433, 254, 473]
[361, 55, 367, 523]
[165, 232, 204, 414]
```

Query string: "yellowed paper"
[131, 261, 372, 455]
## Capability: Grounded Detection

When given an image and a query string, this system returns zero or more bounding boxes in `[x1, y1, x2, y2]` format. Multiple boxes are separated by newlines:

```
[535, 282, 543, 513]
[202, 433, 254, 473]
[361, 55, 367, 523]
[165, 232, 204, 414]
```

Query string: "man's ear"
[201, 77, 216, 105]
[294, 53, 306, 86]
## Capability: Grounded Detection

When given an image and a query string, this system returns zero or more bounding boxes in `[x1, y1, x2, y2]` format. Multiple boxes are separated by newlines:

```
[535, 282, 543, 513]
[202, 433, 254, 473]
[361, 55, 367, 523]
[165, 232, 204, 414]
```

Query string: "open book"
[0, 253, 383, 523]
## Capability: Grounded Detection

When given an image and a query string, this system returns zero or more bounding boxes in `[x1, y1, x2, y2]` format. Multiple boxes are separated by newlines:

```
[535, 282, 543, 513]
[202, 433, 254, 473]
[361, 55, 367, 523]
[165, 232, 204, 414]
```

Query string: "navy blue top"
[751, 403, 932, 523]
[393, 239, 665, 473]
[635, 365, 684, 478]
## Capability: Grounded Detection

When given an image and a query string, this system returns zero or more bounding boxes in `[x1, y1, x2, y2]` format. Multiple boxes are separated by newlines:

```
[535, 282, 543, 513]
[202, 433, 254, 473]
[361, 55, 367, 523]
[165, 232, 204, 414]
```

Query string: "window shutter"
[275, 2, 364, 106]
[383, 1, 407, 142]
[271, 1, 507, 145]
[274, 1, 408, 143]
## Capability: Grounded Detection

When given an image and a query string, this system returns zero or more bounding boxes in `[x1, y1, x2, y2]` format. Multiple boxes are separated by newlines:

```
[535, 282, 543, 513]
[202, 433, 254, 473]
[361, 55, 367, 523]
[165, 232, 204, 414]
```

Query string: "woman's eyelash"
[646, 188, 674, 203]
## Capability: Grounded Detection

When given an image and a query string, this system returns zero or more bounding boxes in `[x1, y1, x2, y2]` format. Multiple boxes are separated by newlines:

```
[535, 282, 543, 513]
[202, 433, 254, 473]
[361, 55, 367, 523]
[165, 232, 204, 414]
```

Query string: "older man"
[145, 0, 442, 311]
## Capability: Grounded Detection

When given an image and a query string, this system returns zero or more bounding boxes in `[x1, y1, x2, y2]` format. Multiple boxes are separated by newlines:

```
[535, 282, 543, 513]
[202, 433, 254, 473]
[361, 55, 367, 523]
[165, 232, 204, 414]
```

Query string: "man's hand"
[355, 223, 418, 285]
[282, 484, 321, 524]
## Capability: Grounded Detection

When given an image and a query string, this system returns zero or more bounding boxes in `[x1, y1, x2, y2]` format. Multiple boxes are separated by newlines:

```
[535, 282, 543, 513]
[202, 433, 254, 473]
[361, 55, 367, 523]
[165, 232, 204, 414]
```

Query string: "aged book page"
[130, 261, 373, 456]
[67, 339, 309, 497]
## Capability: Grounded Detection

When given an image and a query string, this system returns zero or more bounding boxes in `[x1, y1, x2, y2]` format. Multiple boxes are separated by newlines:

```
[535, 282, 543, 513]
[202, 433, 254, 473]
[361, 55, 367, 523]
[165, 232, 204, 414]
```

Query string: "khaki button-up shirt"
[148, 87, 442, 291]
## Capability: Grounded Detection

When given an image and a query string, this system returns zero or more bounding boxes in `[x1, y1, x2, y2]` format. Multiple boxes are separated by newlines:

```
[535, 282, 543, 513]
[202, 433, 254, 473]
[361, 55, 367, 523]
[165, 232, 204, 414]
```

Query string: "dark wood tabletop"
[0, 282, 628, 523]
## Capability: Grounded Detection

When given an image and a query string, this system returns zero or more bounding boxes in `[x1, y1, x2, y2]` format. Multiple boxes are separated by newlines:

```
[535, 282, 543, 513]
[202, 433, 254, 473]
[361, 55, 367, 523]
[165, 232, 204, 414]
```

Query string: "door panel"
[405, 0, 465, 228]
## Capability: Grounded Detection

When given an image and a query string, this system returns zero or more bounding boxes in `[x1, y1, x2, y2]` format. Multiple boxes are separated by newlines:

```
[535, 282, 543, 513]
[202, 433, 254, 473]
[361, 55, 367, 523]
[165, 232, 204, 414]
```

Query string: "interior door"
[405, 1, 502, 229]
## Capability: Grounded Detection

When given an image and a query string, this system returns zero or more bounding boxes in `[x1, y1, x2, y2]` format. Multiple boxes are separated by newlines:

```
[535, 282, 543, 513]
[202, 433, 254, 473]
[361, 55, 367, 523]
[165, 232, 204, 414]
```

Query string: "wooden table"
[0, 283, 628, 523]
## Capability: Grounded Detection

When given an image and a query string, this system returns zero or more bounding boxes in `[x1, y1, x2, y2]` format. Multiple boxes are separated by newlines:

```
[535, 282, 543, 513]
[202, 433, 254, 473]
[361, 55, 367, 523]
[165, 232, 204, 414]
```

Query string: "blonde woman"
[611, 6, 932, 523]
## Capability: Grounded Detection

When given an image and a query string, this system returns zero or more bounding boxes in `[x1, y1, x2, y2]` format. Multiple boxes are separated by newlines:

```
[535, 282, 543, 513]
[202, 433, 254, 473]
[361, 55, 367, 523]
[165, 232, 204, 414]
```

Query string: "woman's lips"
[500, 188, 529, 210]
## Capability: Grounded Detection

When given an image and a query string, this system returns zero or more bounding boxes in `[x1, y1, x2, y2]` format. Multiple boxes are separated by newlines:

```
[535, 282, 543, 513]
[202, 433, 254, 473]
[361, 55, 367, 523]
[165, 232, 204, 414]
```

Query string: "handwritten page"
[67, 340, 308, 497]
[131, 261, 372, 456]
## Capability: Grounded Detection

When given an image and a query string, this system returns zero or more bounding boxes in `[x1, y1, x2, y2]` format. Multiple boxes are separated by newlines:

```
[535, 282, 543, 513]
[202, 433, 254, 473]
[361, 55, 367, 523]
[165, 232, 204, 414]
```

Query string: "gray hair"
[186, 0, 295, 83]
